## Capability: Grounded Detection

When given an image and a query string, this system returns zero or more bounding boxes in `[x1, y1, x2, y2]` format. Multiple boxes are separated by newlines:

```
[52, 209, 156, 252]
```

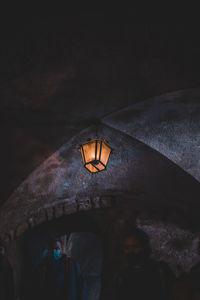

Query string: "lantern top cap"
[78, 138, 114, 153]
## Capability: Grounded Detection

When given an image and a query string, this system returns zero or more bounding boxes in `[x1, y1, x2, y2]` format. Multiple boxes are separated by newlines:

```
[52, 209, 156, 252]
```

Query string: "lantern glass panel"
[96, 140, 101, 161]
[85, 163, 98, 173]
[100, 142, 111, 166]
[82, 141, 96, 163]
[94, 162, 105, 171]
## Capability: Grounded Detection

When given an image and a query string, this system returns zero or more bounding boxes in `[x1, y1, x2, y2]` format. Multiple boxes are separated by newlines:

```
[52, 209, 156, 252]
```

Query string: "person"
[156, 259, 175, 300]
[31, 238, 87, 300]
[0, 240, 14, 300]
[112, 228, 173, 300]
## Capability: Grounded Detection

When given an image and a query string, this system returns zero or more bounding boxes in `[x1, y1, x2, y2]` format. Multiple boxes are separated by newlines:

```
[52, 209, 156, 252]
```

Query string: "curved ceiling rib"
[1, 120, 200, 237]
[102, 88, 200, 183]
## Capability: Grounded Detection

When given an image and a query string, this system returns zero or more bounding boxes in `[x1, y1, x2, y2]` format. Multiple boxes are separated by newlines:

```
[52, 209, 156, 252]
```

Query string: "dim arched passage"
[21, 213, 103, 300]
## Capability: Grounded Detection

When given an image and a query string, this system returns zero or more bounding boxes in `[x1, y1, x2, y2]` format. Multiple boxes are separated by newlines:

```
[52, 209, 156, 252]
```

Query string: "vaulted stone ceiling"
[1, 16, 200, 234]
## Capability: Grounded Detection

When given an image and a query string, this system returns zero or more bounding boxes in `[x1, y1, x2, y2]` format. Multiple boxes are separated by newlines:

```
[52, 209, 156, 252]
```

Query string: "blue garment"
[32, 255, 87, 300]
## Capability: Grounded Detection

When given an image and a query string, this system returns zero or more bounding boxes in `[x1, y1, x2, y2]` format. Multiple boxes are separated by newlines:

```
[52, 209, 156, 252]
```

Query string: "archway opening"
[21, 213, 103, 300]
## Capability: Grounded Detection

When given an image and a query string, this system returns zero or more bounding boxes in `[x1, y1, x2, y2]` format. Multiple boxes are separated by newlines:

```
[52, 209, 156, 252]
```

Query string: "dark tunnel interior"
[1, 14, 200, 300]
[21, 214, 103, 300]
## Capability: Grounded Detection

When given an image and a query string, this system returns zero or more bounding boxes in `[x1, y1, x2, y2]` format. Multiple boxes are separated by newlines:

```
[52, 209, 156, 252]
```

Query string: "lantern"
[78, 138, 113, 173]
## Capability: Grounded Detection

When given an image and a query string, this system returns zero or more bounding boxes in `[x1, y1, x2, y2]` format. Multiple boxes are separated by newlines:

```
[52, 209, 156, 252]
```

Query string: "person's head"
[0, 241, 6, 257]
[47, 239, 63, 260]
[122, 228, 151, 263]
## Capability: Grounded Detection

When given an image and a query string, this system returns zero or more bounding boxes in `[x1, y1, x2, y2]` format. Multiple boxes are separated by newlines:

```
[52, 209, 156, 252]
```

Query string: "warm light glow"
[78, 139, 113, 173]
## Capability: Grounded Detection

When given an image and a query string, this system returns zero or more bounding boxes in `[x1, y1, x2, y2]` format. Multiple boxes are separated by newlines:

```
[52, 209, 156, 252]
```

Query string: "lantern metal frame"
[78, 138, 113, 173]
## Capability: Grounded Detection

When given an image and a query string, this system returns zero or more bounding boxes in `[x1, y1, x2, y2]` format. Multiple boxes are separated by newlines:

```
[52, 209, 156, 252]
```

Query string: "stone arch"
[1, 119, 200, 241]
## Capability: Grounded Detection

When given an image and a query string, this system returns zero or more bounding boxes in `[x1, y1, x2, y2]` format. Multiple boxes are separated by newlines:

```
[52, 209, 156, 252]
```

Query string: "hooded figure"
[113, 228, 172, 300]
[0, 241, 14, 300]
[31, 239, 87, 300]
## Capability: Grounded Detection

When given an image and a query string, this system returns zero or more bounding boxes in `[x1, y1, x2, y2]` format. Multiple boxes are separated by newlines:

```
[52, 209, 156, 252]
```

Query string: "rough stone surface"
[63, 198, 78, 215]
[34, 210, 47, 225]
[54, 205, 64, 218]
[1, 121, 200, 236]
[136, 215, 200, 275]
[45, 207, 54, 221]
[78, 197, 92, 211]
[100, 196, 113, 208]
[103, 89, 200, 182]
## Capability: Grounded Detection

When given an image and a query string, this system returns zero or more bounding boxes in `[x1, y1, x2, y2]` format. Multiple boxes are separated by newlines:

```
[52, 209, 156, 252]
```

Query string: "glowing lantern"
[78, 138, 113, 173]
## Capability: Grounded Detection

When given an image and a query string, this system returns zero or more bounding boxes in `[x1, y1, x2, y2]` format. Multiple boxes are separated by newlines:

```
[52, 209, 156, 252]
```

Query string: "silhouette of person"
[112, 228, 173, 300]
[32, 238, 87, 300]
